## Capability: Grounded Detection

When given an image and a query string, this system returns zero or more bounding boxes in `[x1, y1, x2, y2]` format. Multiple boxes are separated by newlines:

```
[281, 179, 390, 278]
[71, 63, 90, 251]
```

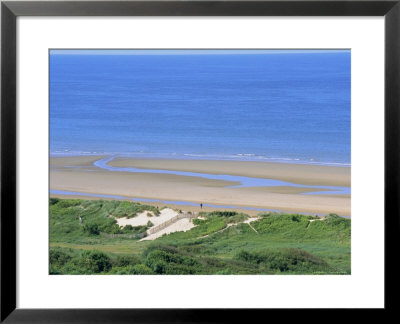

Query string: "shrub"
[49, 197, 60, 205]
[129, 225, 148, 234]
[142, 244, 178, 257]
[49, 265, 62, 274]
[57, 199, 83, 208]
[216, 268, 232, 275]
[252, 213, 309, 236]
[78, 250, 112, 273]
[192, 219, 204, 225]
[108, 266, 134, 275]
[112, 201, 160, 218]
[325, 214, 350, 229]
[143, 246, 200, 274]
[234, 248, 330, 273]
[209, 211, 238, 217]
[235, 250, 253, 263]
[114, 255, 141, 267]
[132, 264, 154, 274]
[82, 223, 100, 235]
[49, 248, 72, 267]
[98, 218, 122, 234]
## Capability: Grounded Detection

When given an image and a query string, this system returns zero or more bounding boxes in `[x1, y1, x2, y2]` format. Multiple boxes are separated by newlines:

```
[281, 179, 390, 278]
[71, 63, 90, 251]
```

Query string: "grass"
[50, 198, 158, 241]
[49, 198, 351, 275]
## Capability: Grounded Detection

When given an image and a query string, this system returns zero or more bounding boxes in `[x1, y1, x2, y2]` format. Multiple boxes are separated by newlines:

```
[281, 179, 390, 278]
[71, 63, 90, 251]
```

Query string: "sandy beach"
[50, 155, 351, 216]
[111, 157, 350, 187]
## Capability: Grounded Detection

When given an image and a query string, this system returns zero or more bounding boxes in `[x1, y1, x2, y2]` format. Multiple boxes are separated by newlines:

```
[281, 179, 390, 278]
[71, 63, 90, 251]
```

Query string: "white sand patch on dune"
[309, 218, 324, 223]
[152, 208, 180, 225]
[141, 218, 196, 241]
[115, 208, 178, 228]
[243, 217, 259, 233]
[243, 217, 259, 224]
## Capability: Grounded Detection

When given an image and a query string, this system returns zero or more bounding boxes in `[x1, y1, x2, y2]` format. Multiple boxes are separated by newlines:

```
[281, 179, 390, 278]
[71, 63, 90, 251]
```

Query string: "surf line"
[93, 156, 350, 195]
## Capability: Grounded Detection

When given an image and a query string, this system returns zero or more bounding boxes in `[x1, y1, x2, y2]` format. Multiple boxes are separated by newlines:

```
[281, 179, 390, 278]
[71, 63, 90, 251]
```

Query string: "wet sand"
[111, 157, 350, 187]
[50, 156, 351, 216]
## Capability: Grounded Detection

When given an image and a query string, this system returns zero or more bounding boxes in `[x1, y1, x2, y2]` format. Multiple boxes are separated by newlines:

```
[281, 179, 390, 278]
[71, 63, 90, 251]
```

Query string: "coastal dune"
[50, 156, 351, 216]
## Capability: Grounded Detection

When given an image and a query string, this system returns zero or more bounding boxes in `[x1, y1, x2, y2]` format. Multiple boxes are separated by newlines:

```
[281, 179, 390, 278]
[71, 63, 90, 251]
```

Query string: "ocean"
[50, 50, 351, 166]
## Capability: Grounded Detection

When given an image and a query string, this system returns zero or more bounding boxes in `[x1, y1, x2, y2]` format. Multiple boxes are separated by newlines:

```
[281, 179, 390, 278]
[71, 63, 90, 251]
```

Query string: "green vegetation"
[50, 198, 351, 275]
[234, 248, 330, 273]
[50, 198, 156, 241]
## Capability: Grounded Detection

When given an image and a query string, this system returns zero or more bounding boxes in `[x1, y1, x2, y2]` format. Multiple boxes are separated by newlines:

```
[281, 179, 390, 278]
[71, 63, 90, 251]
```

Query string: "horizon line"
[50, 49, 350, 56]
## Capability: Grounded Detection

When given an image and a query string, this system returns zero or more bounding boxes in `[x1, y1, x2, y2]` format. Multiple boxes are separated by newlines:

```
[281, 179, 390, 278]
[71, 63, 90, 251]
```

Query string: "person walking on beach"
[200, 203, 203, 209]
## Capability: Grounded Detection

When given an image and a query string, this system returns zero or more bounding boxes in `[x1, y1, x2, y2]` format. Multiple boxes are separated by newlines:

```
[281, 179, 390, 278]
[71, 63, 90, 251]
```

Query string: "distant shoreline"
[49, 151, 351, 168]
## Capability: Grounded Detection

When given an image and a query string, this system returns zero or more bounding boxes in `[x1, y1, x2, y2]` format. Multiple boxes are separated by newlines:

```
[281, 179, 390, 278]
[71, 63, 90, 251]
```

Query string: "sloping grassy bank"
[50, 198, 350, 275]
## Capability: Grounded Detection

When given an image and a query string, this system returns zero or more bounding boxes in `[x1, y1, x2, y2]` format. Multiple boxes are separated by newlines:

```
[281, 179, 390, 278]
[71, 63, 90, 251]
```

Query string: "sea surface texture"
[50, 50, 351, 165]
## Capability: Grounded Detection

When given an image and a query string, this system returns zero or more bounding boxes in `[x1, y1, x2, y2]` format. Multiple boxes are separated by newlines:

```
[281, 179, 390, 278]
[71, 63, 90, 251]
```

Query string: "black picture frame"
[1, 0, 398, 321]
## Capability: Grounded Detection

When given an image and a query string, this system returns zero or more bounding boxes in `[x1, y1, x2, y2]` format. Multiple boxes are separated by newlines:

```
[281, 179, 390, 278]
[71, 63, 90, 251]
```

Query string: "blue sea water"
[50, 50, 351, 165]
